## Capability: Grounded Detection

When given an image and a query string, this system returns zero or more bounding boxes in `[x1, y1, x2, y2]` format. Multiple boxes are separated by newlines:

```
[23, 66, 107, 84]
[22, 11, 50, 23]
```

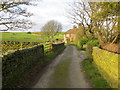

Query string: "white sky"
[27, 0, 74, 32]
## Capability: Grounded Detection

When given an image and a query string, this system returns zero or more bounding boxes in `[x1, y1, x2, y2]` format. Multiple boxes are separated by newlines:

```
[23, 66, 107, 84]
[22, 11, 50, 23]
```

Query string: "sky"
[27, 0, 74, 32]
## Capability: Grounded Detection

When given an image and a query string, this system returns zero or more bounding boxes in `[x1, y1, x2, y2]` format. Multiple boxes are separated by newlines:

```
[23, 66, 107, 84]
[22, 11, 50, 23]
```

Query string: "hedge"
[86, 40, 100, 59]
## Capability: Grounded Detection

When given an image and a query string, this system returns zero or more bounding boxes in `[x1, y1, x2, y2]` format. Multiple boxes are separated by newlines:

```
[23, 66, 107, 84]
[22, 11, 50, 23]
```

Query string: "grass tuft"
[82, 58, 110, 88]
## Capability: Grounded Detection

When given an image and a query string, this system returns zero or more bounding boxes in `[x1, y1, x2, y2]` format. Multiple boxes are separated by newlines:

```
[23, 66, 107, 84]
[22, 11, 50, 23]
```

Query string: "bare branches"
[41, 20, 62, 40]
[67, 0, 94, 39]
[0, 1, 29, 11]
[67, 1, 119, 45]
[0, 0, 34, 31]
[68, 0, 91, 26]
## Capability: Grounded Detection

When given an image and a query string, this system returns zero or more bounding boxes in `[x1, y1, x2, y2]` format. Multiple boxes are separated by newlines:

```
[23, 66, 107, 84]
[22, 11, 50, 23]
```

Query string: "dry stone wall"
[2, 45, 44, 87]
[92, 47, 120, 88]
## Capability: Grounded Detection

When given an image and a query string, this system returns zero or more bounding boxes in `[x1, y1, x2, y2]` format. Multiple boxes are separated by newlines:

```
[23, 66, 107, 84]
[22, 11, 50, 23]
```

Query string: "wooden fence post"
[20, 42, 22, 49]
[49, 43, 52, 52]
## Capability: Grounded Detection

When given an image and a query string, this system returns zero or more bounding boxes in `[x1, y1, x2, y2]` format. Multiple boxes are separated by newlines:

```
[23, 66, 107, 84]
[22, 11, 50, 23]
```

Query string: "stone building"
[64, 25, 79, 43]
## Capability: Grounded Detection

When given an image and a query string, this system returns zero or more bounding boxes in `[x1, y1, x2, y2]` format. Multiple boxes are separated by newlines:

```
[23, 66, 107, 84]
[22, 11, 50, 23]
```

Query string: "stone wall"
[92, 47, 120, 88]
[2, 45, 44, 87]
[2, 43, 65, 87]
[52, 43, 65, 51]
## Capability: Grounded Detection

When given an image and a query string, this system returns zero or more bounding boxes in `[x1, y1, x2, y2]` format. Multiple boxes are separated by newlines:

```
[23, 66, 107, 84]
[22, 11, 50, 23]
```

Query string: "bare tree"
[67, 0, 119, 46]
[67, 0, 94, 39]
[41, 20, 62, 41]
[0, 0, 36, 31]
[89, 2, 119, 46]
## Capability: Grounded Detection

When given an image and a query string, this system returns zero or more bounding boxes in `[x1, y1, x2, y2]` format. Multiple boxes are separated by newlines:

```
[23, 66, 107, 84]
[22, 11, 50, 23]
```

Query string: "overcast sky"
[27, 0, 74, 32]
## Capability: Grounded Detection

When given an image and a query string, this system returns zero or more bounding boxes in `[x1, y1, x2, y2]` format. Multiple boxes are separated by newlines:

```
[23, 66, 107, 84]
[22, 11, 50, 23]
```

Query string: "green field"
[0, 32, 64, 42]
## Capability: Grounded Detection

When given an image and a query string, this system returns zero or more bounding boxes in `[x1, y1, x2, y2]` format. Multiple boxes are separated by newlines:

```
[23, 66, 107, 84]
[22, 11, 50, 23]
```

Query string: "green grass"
[82, 58, 110, 88]
[77, 47, 86, 51]
[44, 46, 66, 61]
[2, 38, 43, 42]
[0, 32, 64, 42]
[1, 32, 40, 38]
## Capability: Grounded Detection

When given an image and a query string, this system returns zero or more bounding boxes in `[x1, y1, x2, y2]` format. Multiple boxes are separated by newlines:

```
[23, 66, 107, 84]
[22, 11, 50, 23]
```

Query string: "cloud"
[27, 0, 74, 32]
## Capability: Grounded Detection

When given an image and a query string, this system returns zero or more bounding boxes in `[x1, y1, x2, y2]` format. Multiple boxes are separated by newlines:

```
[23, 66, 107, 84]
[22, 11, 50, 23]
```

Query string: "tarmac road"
[33, 45, 92, 88]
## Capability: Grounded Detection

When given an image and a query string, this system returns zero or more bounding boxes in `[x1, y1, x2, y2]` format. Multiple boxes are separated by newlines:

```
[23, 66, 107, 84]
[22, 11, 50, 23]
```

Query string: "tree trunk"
[97, 31, 105, 47]
[111, 33, 118, 44]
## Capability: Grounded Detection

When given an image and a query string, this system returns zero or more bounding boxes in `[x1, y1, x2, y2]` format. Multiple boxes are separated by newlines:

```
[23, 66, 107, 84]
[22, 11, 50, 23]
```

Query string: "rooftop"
[65, 27, 79, 34]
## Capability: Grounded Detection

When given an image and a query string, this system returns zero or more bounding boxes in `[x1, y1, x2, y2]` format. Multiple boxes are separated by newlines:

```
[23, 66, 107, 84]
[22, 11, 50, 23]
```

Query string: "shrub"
[68, 41, 76, 46]
[79, 39, 88, 48]
[86, 40, 100, 59]
[27, 32, 32, 34]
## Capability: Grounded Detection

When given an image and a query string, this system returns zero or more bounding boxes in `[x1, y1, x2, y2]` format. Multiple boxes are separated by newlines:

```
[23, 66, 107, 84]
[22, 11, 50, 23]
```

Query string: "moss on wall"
[92, 47, 120, 88]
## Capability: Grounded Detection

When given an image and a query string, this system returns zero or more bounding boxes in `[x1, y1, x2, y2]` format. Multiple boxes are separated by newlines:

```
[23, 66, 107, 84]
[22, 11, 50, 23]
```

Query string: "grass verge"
[77, 47, 86, 51]
[82, 58, 110, 88]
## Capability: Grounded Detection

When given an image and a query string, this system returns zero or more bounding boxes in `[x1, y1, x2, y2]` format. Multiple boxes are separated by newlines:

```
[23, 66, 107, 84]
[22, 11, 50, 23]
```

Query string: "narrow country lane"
[33, 45, 92, 88]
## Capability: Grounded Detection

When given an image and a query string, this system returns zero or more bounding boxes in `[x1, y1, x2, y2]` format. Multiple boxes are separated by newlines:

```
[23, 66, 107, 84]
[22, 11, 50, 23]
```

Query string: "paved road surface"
[33, 46, 92, 88]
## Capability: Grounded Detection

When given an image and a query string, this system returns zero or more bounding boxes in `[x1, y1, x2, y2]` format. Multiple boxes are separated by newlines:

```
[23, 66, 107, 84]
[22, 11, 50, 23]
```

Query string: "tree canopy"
[68, 0, 119, 46]
[41, 20, 62, 40]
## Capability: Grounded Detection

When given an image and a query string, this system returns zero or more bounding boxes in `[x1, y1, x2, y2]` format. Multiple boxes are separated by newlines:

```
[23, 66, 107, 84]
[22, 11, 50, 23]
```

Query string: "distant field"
[0, 32, 64, 42]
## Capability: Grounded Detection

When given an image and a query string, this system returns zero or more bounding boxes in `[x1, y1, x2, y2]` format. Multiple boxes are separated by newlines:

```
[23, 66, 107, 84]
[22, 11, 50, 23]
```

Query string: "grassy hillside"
[0, 32, 64, 42]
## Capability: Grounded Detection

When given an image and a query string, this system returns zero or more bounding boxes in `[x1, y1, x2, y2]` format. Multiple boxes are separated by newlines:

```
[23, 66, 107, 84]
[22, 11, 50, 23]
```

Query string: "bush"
[68, 41, 77, 46]
[86, 40, 100, 59]
[79, 39, 88, 48]
[27, 32, 32, 34]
